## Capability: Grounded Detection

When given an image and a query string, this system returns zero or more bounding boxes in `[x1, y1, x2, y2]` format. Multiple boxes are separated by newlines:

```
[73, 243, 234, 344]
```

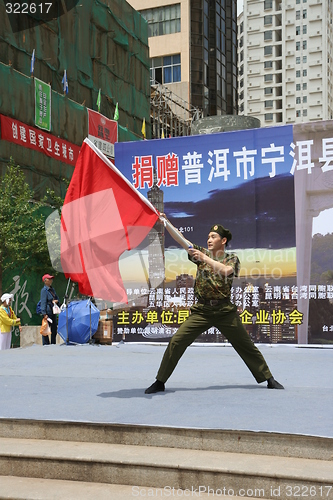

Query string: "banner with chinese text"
[0, 114, 80, 166]
[111, 120, 333, 345]
[34, 77, 51, 131]
[87, 109, 117, 158]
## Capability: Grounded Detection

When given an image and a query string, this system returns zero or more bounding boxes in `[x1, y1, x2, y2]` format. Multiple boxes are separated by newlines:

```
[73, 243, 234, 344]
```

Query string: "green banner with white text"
[34, 77, 51, 131]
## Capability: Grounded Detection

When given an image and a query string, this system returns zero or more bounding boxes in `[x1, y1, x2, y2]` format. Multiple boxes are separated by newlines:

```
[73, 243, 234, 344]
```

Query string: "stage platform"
[0, 342, 332, 438]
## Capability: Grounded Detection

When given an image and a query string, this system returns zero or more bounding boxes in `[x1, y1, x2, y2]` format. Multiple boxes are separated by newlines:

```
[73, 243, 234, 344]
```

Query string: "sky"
[312, 208, 333, 236]
[237, 0, 244, 14]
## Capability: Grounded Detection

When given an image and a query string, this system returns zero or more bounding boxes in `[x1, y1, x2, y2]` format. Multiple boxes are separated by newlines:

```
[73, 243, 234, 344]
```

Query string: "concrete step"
[0, 437, 333, 500]
[0, 418, 332, 460]
[0, 476, 235, 500]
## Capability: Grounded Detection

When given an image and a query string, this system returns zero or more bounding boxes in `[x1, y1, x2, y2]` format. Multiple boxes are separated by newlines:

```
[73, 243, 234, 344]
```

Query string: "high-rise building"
[127, 0, 238, 117]
[238, 0, 333, 126]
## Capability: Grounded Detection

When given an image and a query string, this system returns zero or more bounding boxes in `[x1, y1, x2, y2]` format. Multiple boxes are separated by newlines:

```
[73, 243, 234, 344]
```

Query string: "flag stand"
[62, 278, 76, 346]
[64, 279, 70, 345]
[88, 297, 96, 344]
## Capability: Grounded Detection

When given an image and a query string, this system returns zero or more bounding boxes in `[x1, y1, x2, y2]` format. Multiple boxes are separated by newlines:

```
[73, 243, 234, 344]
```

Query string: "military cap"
[209, 224, 232, 243]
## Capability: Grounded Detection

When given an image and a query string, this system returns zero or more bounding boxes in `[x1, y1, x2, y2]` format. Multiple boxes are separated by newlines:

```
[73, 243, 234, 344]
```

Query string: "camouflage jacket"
[188, 244, 240, 301]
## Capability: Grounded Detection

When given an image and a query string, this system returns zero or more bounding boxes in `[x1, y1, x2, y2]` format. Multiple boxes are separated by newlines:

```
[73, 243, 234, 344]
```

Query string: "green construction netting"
[0, 0, 150, 146]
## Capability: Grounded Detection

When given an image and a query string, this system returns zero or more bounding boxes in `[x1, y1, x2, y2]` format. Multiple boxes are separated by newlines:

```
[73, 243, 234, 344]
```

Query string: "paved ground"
[0, 342, 332, 437]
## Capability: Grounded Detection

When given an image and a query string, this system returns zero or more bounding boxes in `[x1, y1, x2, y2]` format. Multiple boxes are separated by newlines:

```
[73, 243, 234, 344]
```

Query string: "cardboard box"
[98, 309, 115, 321]
[93, 320, 112, 344]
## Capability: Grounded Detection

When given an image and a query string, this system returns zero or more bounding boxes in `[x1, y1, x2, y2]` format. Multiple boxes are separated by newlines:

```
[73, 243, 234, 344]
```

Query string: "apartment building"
[238, 0, 333, 126]
[127, 0, 238, 117]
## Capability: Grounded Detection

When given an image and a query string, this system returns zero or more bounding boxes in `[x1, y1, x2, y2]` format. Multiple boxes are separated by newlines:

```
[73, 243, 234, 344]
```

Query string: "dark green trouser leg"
[157, 306, 212, 383]
[157, 303, 272, 384]
[212, 306, 272, 383]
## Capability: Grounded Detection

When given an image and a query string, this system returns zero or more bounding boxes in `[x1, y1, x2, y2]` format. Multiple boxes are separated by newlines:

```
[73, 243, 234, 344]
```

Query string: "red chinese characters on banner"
[132, 155, 154, 189]
[157, 153, 179, 187]
[132, 153, 179, 188]
[0, 114, 80, 166]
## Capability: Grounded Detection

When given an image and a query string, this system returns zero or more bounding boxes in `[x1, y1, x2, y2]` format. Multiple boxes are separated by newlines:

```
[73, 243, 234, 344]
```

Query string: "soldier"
[145, 214, 284, 394]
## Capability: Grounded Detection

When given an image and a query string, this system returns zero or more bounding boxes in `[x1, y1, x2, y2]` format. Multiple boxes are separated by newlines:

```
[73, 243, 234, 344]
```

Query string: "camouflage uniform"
[157, 244, 272, 384]
[191, 244, 239, 301]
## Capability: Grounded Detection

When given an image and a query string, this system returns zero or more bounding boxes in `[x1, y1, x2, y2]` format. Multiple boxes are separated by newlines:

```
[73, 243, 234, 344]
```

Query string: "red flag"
[60, 138, 159, 303]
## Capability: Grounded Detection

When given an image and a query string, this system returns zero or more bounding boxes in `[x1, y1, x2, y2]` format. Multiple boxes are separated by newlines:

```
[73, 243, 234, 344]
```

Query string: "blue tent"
[58, 300, 100, 344]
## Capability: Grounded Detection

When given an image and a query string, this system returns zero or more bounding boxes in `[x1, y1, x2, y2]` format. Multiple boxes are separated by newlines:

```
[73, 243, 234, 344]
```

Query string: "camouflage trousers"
[157, 302, 272, 384]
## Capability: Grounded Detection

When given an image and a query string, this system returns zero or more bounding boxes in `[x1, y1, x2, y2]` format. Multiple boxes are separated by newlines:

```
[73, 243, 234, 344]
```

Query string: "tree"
[0, 158, 51, 296]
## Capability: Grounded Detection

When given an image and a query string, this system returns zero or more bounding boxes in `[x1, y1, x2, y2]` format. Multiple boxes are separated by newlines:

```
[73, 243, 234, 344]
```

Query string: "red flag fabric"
[60, 138, 159, 303]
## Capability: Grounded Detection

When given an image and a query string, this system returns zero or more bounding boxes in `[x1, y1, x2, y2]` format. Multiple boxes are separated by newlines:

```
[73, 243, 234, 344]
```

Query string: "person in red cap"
[40, 274, 59, 345]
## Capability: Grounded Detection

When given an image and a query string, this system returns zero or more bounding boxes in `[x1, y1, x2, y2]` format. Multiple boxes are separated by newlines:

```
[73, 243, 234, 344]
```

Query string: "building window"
[303, 55, 307, 63]
[265, 100, 273, 108]
[303, 82, 307, 90]
[264, 30, 273, 41]
[296, 97, 301, 104]
[296, 0, 300, 3]
[264, 15, 273, 25]
[296, 83, 301, 91]
[164, 54, 181, 83]
[303, 69, 307, 77]
[240, 22, 244, 33]
[296, 70, 301, 78]
[240, 51, 244, 62]
[303, 40, 307, 49]
[265, 113, 273, 121]
[151, 54, 181, 84]
[296, 110, 301, 117]
[239, 91, 244, 100]
[303, 25, 307, 34]
[265, 87, 273, 94]
[264, 46, 273, 56]
[264, 0, 273, 9]
[296, 26, 300, 35]
[264, 74, 273, 82]
[264, 61, 273, 69]
[303, 96, 307, 103]
[141, 4, 181, 37]
[296, 57, 301, 64]
[296, 10, 300, 20]
[303, 9, 307, 18]
[303, 109, 307, 116]
[296, 42, 300, 51]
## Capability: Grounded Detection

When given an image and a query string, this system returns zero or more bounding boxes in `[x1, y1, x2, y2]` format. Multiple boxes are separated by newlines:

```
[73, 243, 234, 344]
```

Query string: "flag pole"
[65, 279, 70, 345]
[89, 297, 93, 344]
[160, 217, 192, 248]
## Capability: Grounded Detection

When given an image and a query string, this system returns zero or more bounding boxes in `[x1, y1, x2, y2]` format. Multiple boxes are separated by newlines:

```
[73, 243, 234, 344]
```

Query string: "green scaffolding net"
[0, 0, 150, 198]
